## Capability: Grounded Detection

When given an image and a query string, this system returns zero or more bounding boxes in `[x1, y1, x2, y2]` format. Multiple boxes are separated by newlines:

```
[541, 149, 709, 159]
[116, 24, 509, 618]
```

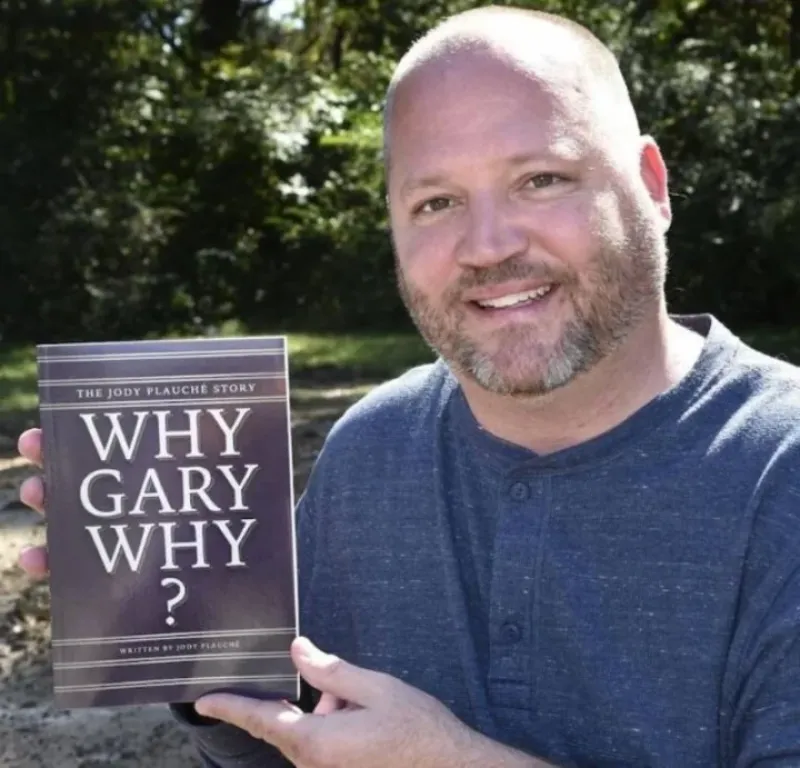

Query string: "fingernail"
[295, 636, 330, 664]
[294, 637, 339, 670]
[18, 547, 37, 565]
[294, 636, 316, 662]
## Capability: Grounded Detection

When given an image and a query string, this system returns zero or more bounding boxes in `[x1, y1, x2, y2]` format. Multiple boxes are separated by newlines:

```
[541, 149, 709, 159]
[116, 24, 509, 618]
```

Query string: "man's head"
[384, 6, 672, 397]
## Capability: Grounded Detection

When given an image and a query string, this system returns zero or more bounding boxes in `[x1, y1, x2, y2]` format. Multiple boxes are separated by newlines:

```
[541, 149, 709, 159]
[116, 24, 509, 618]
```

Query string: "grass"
[0, 347, 39, 416]
[288, 332, 434, 376]
[0, 326, 798, 434]
[0, 332, 435, 433]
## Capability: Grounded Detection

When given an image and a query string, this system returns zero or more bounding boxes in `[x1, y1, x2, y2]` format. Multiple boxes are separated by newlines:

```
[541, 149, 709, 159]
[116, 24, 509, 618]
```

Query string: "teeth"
[476, 285, 552, 309]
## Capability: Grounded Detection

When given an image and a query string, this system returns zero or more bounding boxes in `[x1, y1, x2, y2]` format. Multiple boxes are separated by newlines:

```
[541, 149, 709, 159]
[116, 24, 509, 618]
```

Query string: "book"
[36, 335, 299, 709]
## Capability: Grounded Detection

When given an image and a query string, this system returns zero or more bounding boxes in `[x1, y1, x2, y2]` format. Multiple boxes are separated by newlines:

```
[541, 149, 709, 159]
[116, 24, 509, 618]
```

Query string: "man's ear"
[639, 135, 672, 232]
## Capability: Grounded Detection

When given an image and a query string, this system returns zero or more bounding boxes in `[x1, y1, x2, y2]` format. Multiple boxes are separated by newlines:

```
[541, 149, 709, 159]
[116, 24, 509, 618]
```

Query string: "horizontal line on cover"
[40, 350, 284, 363]
[40, 395, 287, 410]
[40, 372, 286, 386]
[53, 627, 296, 646]
[54, 651, 291, 670]
[55, 674, 298, 693]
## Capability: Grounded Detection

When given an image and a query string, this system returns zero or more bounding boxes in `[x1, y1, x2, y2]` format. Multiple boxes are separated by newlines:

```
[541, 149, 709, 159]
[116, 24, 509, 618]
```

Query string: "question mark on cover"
[161, 578, 188, 627]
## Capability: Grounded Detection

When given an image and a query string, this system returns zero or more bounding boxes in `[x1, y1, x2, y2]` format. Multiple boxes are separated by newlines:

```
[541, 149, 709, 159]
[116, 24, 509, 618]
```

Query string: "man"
[16, 5, 800, 767]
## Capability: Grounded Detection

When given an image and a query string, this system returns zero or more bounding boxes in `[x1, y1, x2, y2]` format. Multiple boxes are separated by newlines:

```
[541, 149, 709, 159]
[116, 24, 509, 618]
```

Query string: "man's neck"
[456, 311, 705, 456]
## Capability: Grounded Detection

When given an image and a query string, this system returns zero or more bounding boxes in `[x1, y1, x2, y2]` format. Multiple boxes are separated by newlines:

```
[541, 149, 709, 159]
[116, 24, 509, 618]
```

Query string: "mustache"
[445, 256, 575, 300]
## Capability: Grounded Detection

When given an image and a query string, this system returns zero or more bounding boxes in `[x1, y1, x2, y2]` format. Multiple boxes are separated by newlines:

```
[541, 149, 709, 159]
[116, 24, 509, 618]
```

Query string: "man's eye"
[525, 173, 562, 189]
[415, 197, 452, 215]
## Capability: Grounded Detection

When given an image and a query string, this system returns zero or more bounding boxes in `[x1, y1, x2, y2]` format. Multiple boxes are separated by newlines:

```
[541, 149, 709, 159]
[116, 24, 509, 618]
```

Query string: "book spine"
[36, 344, 66, 679]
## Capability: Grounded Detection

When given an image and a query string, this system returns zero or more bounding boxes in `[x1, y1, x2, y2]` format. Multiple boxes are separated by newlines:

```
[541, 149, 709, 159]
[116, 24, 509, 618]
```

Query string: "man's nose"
[456, 197, 529, 268]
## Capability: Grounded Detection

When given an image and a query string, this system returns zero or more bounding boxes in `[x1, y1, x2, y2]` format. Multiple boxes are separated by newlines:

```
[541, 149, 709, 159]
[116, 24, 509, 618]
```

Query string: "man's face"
[386, 49, 669, 396]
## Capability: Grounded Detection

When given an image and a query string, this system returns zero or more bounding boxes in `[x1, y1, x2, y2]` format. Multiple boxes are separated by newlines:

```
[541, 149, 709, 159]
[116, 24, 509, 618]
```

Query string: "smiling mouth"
[472, 284, 555, 310]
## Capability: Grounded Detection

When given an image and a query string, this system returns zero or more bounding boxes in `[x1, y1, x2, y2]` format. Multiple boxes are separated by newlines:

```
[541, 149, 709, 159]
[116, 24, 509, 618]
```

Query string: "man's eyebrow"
[505, 141, 585, 166]
[399, 144, 586, 198]
[399, 173, 451, 199]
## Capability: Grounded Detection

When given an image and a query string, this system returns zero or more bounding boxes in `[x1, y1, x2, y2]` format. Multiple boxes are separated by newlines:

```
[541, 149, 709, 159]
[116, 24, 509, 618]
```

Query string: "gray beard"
[395, 217, 666, 397]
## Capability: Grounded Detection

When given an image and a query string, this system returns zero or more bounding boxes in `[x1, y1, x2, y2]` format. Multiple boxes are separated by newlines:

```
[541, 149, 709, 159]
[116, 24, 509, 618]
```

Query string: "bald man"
[16, 7, 800, 768]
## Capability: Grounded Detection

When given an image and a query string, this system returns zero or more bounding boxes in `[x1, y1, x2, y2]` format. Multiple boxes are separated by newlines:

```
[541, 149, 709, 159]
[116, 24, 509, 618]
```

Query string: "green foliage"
[0, 0, 797, 343]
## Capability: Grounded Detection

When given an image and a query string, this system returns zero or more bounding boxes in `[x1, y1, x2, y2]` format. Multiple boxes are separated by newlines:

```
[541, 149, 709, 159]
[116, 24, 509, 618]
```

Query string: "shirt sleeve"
[723, 472, 800, 766]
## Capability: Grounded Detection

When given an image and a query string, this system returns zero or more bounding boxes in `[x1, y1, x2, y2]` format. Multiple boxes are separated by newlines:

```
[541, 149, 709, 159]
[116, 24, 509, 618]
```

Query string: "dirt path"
[0, 382, 371, 767]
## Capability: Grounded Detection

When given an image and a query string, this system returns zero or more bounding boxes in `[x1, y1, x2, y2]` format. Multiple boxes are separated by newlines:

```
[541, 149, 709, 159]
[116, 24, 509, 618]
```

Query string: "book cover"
[36, 336, 299, 709]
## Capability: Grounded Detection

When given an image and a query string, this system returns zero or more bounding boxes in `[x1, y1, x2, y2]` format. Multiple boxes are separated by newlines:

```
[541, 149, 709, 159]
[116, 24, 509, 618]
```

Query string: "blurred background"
[1, 0, 798, 344]
[0, 1, 798, 766]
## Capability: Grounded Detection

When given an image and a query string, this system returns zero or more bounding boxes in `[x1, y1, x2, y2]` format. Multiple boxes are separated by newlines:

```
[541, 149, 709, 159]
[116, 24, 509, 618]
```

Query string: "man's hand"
[15, 432, 548, 767]
[16, 428, 49, 578]
[195, 637, 546, 768]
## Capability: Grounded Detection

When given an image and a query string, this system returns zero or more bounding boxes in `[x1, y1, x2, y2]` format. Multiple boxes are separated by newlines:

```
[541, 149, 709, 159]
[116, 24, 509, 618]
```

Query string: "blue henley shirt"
[176, 314, 800, 767]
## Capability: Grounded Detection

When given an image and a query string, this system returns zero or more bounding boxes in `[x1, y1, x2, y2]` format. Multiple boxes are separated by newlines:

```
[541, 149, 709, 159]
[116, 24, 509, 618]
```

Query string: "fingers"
[18, 546, 49, 579]
[313, 691, 347, 715]
[195, 694, 304, 748]
[18, 429, 46, 517]
[291, 637, 388, 707]
[18, 428, 43, 468]
[19, 475, 45, 515]
[17, 429, 48, 578]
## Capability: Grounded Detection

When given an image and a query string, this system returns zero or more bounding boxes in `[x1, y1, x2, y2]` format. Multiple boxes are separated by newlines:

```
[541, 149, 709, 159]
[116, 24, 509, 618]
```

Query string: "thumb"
[292, 637, 388, 707]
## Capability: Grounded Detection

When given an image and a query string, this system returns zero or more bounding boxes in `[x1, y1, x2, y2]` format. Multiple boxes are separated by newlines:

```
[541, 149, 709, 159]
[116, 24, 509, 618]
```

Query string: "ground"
[0, 378, 373, 768]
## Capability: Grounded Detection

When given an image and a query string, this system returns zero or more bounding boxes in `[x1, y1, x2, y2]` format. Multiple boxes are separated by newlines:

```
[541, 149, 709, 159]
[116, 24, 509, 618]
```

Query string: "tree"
[0, 0, 796, 342]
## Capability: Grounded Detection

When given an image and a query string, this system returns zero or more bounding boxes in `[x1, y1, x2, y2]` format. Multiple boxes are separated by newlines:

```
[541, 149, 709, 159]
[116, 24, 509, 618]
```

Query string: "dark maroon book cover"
[36, 336, 299, 709]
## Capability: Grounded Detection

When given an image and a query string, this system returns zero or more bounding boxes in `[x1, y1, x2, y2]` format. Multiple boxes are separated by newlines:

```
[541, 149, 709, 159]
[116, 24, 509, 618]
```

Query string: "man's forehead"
[394, 37, 596, 106]
[382, 12, 640, 181]
[389, 47, 597, 152]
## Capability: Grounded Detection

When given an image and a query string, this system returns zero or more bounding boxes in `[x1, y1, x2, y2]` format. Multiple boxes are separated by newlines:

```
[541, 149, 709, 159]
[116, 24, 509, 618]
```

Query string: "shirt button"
[500, 621, 523, 644]
[508, 481, 529, 501]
